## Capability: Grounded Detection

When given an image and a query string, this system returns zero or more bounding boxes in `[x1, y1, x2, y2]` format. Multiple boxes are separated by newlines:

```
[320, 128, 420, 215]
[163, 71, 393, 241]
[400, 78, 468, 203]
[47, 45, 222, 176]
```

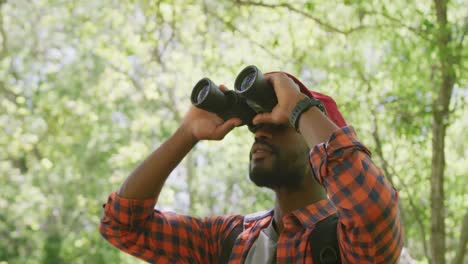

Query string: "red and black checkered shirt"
[100, 127, 404, 263]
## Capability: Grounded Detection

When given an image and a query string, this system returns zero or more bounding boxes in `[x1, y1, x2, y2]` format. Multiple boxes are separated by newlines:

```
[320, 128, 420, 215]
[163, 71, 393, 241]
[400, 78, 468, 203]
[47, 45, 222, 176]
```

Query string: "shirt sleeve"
[309, 126, 404, 263]
[99, 192, 243, 263]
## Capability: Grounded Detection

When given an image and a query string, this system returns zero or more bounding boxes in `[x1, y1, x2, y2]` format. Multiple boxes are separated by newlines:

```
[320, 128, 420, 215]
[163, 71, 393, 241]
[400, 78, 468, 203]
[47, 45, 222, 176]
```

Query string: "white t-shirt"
[244, 219, 278, 264]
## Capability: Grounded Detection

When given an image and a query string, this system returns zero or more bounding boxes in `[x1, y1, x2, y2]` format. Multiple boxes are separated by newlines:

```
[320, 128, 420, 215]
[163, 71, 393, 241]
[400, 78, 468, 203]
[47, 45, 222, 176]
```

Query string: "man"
[99, 72, 404, 263]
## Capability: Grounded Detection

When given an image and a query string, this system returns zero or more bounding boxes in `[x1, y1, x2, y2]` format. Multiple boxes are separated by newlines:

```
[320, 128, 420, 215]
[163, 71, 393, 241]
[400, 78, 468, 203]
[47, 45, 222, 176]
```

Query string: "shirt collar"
[283, 199, 337, 229]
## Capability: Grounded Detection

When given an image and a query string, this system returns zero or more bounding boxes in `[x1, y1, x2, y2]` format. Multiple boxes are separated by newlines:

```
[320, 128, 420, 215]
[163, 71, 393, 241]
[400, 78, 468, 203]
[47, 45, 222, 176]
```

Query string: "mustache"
[253, 138, 279, 154]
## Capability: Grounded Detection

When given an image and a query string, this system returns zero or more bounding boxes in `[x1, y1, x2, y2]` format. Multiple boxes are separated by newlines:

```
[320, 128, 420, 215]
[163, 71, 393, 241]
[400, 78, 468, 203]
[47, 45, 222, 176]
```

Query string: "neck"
[272, 178, 326, 233]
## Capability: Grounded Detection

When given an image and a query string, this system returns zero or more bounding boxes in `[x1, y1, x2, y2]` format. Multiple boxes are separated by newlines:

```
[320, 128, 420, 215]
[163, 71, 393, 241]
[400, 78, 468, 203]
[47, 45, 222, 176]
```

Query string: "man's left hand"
[252, 72, 308, 125]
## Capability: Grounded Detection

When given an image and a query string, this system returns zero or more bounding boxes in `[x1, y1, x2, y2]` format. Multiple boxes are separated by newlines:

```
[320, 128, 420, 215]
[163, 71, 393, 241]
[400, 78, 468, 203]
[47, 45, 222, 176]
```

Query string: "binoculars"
[191, 65, 278, 127]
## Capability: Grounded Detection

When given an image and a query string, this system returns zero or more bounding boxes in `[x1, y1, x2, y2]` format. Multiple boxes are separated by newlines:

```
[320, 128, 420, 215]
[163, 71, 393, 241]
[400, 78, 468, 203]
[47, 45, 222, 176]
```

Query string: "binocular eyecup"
[190, 65, 278, 127]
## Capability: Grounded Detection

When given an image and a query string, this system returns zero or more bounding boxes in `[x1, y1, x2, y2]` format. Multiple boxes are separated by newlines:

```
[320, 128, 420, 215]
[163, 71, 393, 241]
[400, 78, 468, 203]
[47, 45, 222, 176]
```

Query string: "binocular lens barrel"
[191, 78, 228, 113]
[234, 65, 277, 113]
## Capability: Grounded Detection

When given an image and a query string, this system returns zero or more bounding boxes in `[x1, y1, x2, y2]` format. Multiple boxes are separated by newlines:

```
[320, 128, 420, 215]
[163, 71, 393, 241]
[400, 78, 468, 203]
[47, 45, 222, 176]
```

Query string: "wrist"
[289, 97, 326, 131]
[177, 123, 199, 146]
[286, 93, 308, 116]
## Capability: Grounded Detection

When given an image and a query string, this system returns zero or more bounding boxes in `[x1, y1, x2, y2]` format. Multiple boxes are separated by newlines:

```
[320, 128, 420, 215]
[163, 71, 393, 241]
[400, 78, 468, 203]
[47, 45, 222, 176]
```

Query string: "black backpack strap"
[310, 214, 341, 264]
[219, 222, 243, 264]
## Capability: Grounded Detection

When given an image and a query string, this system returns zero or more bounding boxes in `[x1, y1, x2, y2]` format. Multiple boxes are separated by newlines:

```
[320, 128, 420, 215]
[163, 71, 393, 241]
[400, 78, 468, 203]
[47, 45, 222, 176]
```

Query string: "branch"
[106, 55, 182, 122]
[151, 2, 176, 64]
[0, 81, 19, 103]
[367, 10, 432, 41]
[455, 15, 467, 64]
[234, 0, 436, 42]
[106, 61, 149, 98]
[33, 145, 43, 160]
[205, 8, 286, 62]
[233, 0, 366, 35]
[451, 209, 468, 264]
[0, 2, 8, 59]
[357, 70, 394, 183]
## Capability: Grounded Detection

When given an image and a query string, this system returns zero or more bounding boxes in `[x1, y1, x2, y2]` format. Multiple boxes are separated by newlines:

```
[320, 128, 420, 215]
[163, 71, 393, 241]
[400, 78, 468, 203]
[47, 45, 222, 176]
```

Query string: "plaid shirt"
[100, 126, 403, 263]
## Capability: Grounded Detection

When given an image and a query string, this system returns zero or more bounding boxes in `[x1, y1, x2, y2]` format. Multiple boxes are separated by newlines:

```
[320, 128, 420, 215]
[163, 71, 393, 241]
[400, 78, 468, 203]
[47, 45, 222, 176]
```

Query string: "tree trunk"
[431, 110, 447, 264]
[431, 0, 456, 263]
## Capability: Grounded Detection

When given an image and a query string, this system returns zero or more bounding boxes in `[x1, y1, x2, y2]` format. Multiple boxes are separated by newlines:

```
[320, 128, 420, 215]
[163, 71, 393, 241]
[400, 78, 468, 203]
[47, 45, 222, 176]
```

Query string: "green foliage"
[0, 0, 466, 263]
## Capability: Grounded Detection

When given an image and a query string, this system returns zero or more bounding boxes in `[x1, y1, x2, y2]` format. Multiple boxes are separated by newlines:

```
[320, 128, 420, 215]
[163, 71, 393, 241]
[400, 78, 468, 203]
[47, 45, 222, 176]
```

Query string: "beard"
[248, 139, 308, 191]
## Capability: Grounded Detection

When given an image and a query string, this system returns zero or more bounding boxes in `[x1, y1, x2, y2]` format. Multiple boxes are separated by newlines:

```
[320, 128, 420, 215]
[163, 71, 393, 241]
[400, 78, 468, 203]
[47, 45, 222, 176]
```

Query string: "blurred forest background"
[0, 0, 467, 263]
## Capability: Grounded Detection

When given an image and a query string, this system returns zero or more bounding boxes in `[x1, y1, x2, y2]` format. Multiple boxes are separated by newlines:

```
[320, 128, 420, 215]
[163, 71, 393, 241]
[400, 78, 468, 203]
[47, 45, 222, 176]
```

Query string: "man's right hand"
[181, 84, 242, 142]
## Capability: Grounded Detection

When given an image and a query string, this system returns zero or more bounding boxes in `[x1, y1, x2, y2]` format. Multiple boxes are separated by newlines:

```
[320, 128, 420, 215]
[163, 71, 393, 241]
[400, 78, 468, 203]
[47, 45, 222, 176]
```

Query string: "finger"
[212, 119, 239, 140]
[263, 73, 277, 88]
[264, 72, 285, 83]
[227, 117, 243, 127]
[265, 73, 300, 92]
[219, 84, 229, 92]
[252, 112, 273, 125]
[264, 73, 289, 92]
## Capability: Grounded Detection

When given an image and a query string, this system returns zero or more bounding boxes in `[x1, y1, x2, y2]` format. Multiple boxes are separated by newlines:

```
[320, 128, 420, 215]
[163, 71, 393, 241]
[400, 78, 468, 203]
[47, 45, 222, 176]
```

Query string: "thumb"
[252, 112, 273, 125]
